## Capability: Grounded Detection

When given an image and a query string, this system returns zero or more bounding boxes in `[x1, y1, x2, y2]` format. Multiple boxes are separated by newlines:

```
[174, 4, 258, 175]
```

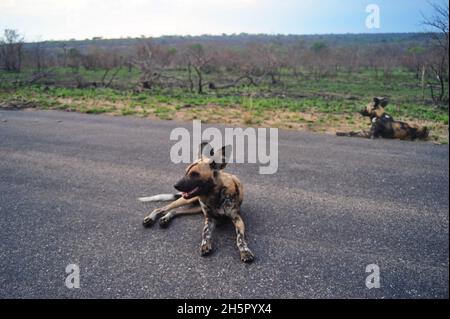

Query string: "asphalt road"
[0, 109, 448, 299]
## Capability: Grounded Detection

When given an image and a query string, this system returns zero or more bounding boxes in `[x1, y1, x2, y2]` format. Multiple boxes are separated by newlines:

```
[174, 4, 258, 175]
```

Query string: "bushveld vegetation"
[0, 5, 448, 143]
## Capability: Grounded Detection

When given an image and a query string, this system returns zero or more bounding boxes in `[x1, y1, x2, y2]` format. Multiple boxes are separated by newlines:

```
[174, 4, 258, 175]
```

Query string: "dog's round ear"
[379, 98, 389, 107]
[209, 145, 232, 171]
[198, 142, 214, 159]
[373, 97, 389, 108]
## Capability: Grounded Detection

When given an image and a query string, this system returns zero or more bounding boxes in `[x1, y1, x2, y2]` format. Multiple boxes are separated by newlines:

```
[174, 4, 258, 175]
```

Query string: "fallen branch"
[26, 69, 55, 85]
[208, 74, 263, 90]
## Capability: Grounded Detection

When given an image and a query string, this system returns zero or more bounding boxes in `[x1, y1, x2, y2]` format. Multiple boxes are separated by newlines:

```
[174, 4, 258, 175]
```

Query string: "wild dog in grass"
[139, 142, 254, 263]
[337, 97, 429, 140]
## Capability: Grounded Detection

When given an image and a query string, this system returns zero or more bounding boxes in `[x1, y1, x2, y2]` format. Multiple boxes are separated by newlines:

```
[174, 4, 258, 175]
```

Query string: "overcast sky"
[0, 0, 443, 41]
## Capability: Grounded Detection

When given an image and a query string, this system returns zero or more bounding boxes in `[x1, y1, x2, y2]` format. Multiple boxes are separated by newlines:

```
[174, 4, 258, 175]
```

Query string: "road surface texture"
[0, 109, 448, 299]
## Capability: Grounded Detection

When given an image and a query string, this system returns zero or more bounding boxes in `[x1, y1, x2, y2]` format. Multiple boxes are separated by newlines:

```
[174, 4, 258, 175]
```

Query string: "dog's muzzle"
[174, 179, 201, 199]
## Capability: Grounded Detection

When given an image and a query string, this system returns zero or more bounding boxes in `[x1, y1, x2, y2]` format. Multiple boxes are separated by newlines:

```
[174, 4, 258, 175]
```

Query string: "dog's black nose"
[173, 183, 182, 191]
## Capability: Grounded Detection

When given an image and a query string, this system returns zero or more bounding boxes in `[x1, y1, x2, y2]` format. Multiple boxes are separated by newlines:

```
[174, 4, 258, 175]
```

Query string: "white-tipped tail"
[138, 193, 181, 203]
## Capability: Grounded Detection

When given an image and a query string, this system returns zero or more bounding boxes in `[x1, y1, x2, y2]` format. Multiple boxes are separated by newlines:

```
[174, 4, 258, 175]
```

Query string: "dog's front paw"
[158, 215, 172, 228]
[142, 208, 165, 228]
[200, 241, 213, 256]
[240, 249, 254, 263]
[142, 216, 156, 227]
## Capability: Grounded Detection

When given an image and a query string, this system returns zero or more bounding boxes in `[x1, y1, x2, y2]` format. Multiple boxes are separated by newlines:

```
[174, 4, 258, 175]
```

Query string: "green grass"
[0, 67, 448, 134]
[0, 84, 447, 122]
[154, 106, 173, 120]
[121, 108, 136, 116]
[85, 107, 111, 114]
[1, 84, 448, 124]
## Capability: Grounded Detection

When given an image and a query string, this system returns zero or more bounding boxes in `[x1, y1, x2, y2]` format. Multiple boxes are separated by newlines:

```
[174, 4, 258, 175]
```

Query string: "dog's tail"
[336, 131, 370, 138]
[336, 132, 352, 137]
[138, 193, 182, 203]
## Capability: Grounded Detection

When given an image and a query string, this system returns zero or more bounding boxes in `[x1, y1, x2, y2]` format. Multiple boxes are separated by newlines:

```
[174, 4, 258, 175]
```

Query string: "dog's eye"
[190, 172, 200, 178]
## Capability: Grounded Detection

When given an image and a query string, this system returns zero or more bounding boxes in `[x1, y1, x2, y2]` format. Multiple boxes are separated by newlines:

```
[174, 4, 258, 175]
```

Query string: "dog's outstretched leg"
[200, 217, 216, 256]
[143, 196, 199, 227]
[143, 208, 166, 227]
[159, 205, 203, 228]
[232, 215, 254, 263]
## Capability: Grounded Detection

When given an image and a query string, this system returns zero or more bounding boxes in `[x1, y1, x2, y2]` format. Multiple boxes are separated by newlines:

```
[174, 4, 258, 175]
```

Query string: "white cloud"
[1, 0, 264, 39]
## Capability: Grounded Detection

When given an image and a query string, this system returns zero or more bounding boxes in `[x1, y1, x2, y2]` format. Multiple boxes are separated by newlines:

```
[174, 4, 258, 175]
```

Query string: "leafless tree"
[184, 44, 216, 94]
[132, 41, 168, 90]
[207, 47, 262, 90]
[62, 43, 68, 68]
[100, 49, 123, 88]
[0, 29, 24, 72]
[251, 43, 284, 85]
[422, 0, 449, 102]
[30, 42, 46, 72]
[403, 46, 426, 80]
[67, 48, 82, 71]
[285, 42, 306, 79]
[82, 46, 105, 70]
[422, 1, 449, 52]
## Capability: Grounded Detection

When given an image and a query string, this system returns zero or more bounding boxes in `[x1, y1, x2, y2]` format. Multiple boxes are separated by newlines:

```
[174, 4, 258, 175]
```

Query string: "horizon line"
[18, 31, 434, 44]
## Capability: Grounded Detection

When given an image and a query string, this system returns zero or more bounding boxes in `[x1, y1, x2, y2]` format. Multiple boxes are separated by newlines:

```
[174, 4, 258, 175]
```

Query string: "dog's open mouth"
[182, 186, 200, 199]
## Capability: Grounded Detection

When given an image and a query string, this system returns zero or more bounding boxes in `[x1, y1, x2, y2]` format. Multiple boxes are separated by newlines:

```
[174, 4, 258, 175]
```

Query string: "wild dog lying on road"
[139, 143, 255, 263]
[337, 97, 429, 140]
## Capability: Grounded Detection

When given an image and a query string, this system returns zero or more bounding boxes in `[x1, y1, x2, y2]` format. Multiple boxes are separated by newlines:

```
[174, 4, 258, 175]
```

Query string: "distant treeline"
[23, 32, 434, 50]
[1, 32, 448, 103]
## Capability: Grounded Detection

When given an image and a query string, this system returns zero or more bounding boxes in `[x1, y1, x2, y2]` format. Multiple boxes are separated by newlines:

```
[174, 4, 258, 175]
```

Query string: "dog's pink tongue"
[182, 187, 199, 198]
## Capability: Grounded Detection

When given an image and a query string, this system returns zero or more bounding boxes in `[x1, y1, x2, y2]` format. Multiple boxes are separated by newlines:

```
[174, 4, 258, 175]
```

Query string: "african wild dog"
[337, 97, 429, 140]
[139, 142, 254, 263]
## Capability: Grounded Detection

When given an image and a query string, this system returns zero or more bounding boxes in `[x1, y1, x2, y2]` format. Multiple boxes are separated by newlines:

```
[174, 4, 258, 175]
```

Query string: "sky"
[0, 0, 444, 41]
